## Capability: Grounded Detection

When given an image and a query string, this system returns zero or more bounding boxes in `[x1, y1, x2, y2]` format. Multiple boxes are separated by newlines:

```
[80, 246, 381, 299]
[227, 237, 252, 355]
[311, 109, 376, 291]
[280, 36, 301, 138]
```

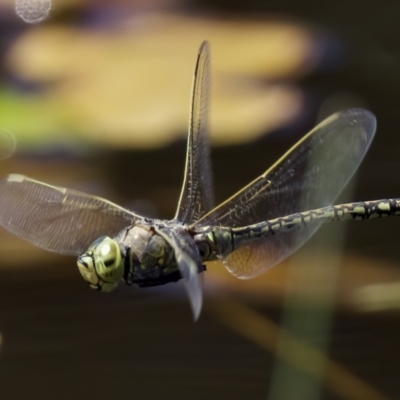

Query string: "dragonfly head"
[77, 236, 124, 292]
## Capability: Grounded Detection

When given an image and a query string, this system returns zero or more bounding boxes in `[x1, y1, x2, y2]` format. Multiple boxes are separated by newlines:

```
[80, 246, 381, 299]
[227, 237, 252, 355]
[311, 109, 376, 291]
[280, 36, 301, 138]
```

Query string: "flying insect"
[0, 42, 397, 319]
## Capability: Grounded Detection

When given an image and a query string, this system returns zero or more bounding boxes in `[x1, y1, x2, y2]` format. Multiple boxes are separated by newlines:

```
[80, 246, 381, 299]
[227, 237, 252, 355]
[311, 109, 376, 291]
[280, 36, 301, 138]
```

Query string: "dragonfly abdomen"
[209, 199, 400, 256]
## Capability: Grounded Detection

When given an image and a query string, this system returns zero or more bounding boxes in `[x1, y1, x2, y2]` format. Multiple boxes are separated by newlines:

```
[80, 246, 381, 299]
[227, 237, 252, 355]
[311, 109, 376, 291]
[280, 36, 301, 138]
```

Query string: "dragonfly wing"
[156, 226, 203, 320]
[174, 41, 214, 225]
[0, 174, 140, 255]
[175, 248, 203, 321]
[193, 109, 376, 277]
[223, 223, 320, 278]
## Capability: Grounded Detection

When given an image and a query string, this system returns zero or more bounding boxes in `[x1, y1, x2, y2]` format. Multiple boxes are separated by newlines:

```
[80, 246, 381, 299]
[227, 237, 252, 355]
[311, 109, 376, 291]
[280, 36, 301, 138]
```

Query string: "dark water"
[0, 263, 398, 400]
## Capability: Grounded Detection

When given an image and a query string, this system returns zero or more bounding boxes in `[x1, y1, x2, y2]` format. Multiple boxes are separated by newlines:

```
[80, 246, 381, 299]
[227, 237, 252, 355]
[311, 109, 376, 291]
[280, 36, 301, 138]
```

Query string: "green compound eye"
[104, 258, 114, 267]
[97, 241, 118, 268]
[77, 236, 124, 292]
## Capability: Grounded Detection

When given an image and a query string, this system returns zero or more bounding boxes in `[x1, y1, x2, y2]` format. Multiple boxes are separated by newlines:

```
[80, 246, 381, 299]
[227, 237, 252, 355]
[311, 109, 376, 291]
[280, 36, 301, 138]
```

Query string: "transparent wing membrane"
[0, 174, 138, 255]
[156, 226, 203, 320]
[194, 109, 376, 278]
[223, 220, 321, 278]
[175, 41, 214, 224]
[196, 109, 376, 228]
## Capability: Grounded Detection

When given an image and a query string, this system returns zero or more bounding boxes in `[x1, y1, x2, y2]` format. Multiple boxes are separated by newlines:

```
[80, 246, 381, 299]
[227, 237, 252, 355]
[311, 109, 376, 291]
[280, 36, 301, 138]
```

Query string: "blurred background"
[0, 0, 400, 399]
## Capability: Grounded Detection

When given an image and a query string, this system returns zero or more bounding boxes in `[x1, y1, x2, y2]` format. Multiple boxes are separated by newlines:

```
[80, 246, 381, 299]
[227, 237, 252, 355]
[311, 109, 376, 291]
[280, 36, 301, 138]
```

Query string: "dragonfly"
[0, 41, 398, 320]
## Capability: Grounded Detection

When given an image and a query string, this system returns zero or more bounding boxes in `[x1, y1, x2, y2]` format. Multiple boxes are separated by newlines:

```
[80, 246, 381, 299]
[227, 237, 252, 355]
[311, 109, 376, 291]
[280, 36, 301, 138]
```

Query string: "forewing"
[0, 174, 139, 255]
[175, 41, 214, 224]
[194, 109, 376, 277]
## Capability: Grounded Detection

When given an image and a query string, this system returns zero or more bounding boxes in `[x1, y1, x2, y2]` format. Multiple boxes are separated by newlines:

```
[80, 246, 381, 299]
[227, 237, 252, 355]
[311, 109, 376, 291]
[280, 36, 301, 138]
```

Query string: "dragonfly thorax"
[122, 225, 177, 286]
[77, 236, 124, 292]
